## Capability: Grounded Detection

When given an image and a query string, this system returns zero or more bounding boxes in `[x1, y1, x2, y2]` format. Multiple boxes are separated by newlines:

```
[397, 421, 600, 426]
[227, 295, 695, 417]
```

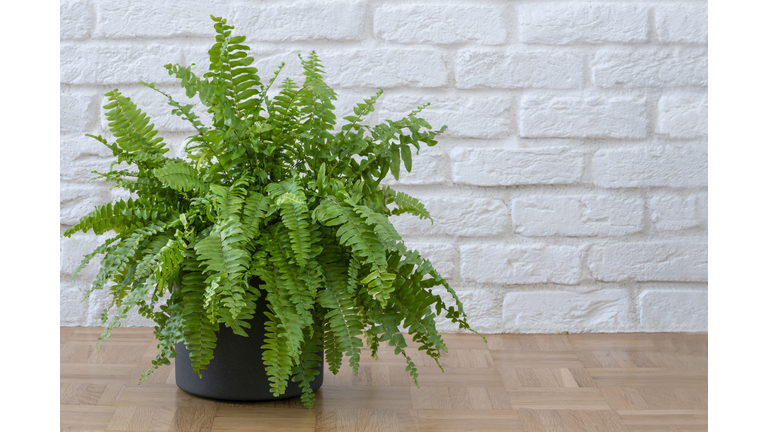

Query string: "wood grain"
[60, 327, 707, 431]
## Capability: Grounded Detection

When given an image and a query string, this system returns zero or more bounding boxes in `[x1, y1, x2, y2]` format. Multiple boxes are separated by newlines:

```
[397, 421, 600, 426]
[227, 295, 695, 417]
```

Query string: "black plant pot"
[174, 288, 323, 401]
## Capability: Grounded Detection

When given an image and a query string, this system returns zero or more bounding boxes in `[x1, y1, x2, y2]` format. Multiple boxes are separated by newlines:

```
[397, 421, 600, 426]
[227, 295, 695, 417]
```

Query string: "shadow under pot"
[174, 282, 323, 401]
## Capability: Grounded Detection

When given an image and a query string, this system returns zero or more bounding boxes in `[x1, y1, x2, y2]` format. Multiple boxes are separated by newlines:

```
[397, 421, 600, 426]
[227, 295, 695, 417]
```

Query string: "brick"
[455, 50, 582, 89]
[381, 152, 449, 186]
[655, 5, 708, 44]
[589, 242, 708, 282]
[638, 288, 708, 332]
[657, 93, 708, 139]
[519, 95, 647, 139]
[60, 182, 113, 226]
[450, 147, 584, 186]
[519, 3, 648, 44]
[379, 94, 513, 139]
[374, 4, 505, 44]
[95, 0, 227, 38]
[60, 135, 116, 183]
[460, 244, 582, 284]
[650, 192, 708, 231]
[61, 90, 100, 132]
[435, 289, 503, 334]
[404, 242, 458, 280]
[503, 290, 632, 333]
[60, 280, 89, 326]
[391, 197, 510, 238]
[511, 194, 644, 237]
[61, 0, 90, 40]
[592, 145, 707, 188]
[324, 49, 447, 88]
[183, 45, 217, 76]
[99, 85, 212, 133]
[592, 47, 708, 87]
[61, 44, 184, 85]
[233, 1, 365, 42]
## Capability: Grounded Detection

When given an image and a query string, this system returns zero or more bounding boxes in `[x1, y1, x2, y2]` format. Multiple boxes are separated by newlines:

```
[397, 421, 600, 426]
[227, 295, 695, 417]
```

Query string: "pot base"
[174, 291, 323, 401]
[175, 339, 324, 401]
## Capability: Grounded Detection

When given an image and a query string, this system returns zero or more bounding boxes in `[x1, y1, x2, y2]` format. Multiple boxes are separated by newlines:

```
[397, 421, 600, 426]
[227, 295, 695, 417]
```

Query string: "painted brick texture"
[60, 0, 708, 333]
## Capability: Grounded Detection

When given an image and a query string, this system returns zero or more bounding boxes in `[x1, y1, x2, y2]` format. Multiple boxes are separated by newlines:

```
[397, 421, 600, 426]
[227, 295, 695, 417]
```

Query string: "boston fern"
[64, 16, 480, 408]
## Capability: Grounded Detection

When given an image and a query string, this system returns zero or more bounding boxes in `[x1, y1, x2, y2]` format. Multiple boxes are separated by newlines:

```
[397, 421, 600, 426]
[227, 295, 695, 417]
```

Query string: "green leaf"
[389, 146, 400, 180]
[401, 145, 412, 172]
[154, 160, 207, 192]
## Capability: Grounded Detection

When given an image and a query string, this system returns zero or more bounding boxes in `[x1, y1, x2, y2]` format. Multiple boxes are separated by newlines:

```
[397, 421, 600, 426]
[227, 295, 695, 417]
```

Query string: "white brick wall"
[60, 0, 708, 333]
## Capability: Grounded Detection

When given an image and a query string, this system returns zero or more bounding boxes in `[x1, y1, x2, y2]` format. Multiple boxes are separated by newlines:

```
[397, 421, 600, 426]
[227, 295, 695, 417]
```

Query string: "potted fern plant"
[64, 15, 479, 408]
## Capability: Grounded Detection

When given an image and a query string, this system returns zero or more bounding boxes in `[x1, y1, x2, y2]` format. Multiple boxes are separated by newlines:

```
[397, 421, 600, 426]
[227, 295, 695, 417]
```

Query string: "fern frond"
[322, 319, 343, 375]
[291, 318, 323, 408]
[346, 254, 361, 294]
[313, 196, 395, 306]
[139, 81, 209, 136]
[252, 253, 305, 362]
[206, 17, 263, 119]
[383, 186, 432, 222]
[241, 191, 271, 242]
[270, 181, 316, 269]
[210, 183, 246, 221]
[262, 306, 294, 397]
[155, 159, 207, 193]
[352, 203, 406, 254]
[89, 224, 167, 298]
[142, 297, 184, 382]
[261, 225, 315, 327]
[317, 246, 364, 375]
[180, 255, 219, 377]
[373, 312, 420, 386]
[194, 218, 250, 327]
[64, 198, 168, 236]
[388, 257, 447, 369]
[103, 89, 169, 167]
[68, 234, 120, 280]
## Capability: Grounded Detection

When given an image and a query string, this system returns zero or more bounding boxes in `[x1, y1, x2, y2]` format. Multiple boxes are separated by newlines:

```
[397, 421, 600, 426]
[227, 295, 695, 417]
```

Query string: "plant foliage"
[65, 15, 481, 408]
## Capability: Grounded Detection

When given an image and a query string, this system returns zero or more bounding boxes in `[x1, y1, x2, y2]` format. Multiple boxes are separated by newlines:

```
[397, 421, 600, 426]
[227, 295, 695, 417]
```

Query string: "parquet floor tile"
[60, 328, 707, 431]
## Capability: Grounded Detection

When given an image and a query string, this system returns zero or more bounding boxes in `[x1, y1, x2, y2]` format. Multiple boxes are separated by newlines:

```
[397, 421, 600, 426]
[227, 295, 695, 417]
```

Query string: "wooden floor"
[61, 328, 707, 431]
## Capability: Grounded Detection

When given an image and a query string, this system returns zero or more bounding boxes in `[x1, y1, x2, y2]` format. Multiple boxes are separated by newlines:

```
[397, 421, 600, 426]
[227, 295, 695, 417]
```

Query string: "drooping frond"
[387, 255, 447, 369]
[261, 224, 315, 327]
[68, 234, 120, 280]
[262, 306, 294, 397]
[291, 316, 323, 408]
[88, 224, 167, 299]
[193, 218, 251, 330]
[180, 254, 219, 377]
[251, 252, 305, 362]
[267, 180, 315, 268]
[64, 198, 176, 237]
[241, 191, 271, 242]
[352, 203, 406, 254]
[313, 196, 395, 305]
[317, 246, 364, 374]
[143, 294, 184, 382]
